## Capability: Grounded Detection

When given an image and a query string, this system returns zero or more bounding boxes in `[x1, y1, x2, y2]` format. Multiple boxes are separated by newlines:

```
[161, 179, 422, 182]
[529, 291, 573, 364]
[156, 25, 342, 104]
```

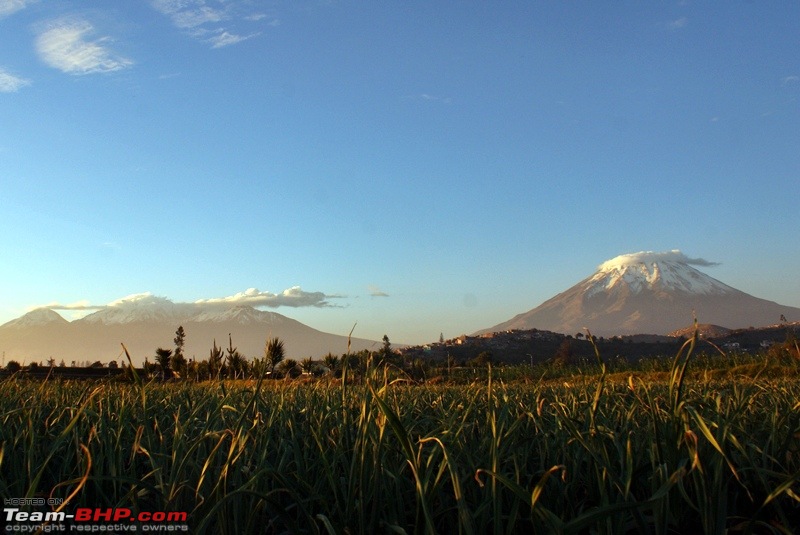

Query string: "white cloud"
[0, 0, 35, 19]
[245, 13, 279, 27]
[151, 0, 226, 28]
[38, 292, 178, 312]
[107, 292, 163, 308]
[173, 6, 225, 29]
[33, 299, 103, 311]
[782, 75, 799, 86]
[35, 19, 133, 75]
[196, 287, 337, 308]
[40, 287, 342, 317]
[600, 250, 719, 271]
[0, 67, 30, 92]
[667, 17, 688, 30]
[209, 30, 259, 49]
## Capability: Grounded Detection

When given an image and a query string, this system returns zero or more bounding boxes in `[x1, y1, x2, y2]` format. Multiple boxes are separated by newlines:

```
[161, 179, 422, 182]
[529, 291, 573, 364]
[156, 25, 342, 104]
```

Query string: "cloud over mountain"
[39, 287, 340, 315]
[1, 291, 377, 364]
[597, 250, 720, 270]
[195, 287, 337, 308]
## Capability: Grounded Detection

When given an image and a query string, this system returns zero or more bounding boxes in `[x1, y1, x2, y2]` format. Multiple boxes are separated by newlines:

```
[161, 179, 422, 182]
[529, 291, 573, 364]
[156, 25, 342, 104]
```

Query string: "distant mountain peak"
[188, 305, 283, 325]
[478, 249, 800, 337]
[0, 298, 376, 365]
[1, 308, 68, 328]
[585, 250, 734, 297]
[77, 295, 286, 326]
[80, 294, 192, 325]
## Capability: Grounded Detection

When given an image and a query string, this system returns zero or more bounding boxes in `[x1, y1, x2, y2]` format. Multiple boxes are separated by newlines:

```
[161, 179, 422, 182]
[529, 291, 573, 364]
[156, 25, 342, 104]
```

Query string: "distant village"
[397, 323, 799, 367]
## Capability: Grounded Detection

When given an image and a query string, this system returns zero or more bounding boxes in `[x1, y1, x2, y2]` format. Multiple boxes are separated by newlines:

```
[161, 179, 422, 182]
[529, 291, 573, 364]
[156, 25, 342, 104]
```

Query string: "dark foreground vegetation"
[1, 335, 799, 534]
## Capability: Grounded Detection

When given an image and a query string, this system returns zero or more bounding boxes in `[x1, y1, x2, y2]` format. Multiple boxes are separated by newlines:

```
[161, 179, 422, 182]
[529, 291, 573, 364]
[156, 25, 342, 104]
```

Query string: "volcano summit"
[479, 250, 800, 337]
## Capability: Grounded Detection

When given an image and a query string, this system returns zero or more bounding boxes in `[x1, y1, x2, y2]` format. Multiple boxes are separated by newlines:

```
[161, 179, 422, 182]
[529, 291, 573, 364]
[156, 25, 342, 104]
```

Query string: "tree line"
[140, 327, 419, 381]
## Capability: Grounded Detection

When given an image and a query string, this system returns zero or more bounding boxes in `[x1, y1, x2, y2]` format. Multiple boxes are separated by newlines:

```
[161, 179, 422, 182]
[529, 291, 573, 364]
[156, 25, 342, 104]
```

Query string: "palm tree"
[323, 353, 340, 374]
[265, 337, 285, 375]
[278, 358, 299, 378]
[251, 356, 269, 379]
[300, 357, 316, 375]
[228, 352, 249, 379]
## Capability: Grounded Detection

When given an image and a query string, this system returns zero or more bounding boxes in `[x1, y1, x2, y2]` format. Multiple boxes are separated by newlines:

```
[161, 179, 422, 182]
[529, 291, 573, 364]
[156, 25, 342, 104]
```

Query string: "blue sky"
[1, 1, 798, 344]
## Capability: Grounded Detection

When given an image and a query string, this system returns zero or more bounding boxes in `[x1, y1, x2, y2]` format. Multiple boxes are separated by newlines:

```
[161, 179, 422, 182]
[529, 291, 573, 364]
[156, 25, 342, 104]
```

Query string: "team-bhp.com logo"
[3, 499, 188, 532]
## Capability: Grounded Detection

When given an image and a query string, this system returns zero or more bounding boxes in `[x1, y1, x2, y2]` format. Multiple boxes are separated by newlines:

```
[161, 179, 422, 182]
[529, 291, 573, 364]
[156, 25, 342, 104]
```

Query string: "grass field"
[1, 339, 799, 534]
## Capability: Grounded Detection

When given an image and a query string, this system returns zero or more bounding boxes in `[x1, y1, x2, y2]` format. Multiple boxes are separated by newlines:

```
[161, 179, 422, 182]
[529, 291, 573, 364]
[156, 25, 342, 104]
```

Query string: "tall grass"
[1, 345, 799, 533]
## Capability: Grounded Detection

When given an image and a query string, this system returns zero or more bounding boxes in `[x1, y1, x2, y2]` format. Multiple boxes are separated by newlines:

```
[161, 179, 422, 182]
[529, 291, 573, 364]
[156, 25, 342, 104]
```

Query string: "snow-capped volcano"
[75, 293, 289, 326]
[188, 305, 286, 325]
[584, 250, 735, 297]
[478, 250, 800, 337]
[80, 293, 193, 325]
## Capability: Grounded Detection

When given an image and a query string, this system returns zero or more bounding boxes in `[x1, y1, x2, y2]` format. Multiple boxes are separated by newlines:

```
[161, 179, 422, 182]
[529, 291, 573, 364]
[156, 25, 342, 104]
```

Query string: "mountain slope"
[478, 250, 800, 337]
[0, 302, 378, 365]
[1, 308, 69, 328]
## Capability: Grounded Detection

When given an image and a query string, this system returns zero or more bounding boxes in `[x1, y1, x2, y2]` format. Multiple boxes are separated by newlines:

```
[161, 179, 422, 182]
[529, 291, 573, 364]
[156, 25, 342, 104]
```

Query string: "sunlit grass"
[1, 343, 799, 533]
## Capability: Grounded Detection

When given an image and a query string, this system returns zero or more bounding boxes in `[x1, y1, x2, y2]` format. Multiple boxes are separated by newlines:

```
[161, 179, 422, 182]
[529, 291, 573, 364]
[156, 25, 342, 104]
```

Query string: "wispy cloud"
[666, 17, 688, 31]
[0, 0, 35, 19]
[34, 299, 103, 312]
[245, 13, 279, 26]
[682, 255, 720, 267]
[782, 75, 799, 86]
[403, 93, 452, 105]
[0, 67, 30, 92]
[368, 285, 390, 297]
[171, 6, 225, 29]
[151, 0, 269, 48]
[209, 30, 259, 49]
[605, 250, 720, 269]
[35, 19, 133, 75]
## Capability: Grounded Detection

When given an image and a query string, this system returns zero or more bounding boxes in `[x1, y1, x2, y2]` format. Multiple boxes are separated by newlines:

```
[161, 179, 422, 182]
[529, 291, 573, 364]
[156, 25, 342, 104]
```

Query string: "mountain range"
[4, 250, 799, 365]
[479, 250, 800, 337]
[0, 298, 378, 366]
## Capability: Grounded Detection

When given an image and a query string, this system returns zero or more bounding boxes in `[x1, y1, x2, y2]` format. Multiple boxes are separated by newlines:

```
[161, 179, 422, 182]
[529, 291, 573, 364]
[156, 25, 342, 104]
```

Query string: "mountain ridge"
[0, 302, 378, 366]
